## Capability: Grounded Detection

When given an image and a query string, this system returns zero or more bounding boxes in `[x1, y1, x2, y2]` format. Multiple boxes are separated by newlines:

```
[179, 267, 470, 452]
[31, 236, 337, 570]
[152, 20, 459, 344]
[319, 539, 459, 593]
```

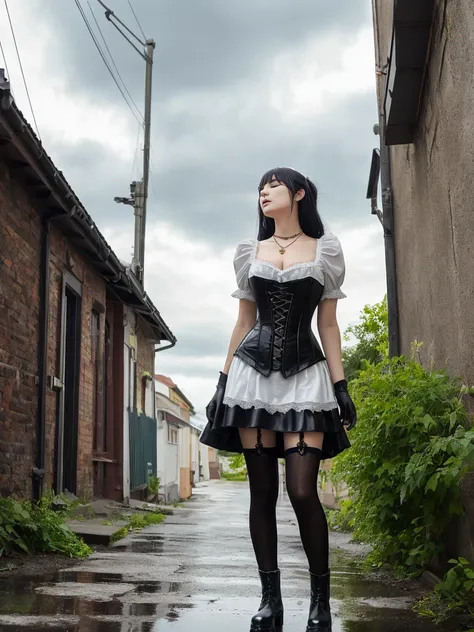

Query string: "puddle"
[127, 540, 164, 553]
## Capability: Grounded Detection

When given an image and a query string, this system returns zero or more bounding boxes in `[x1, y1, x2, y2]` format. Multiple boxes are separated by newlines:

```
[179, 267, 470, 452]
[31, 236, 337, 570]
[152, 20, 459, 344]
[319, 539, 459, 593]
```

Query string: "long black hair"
[257, 167, 324, 241]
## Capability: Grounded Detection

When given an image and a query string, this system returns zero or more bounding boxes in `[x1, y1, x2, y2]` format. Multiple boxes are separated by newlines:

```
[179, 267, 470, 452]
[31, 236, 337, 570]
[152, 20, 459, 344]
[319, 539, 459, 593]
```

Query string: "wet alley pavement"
[0, 481, 453, 631]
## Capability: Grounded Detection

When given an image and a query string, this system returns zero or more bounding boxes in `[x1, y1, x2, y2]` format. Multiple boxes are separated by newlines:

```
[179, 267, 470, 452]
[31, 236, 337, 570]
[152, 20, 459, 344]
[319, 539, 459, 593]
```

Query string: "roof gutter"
[0, 70, 175, 345]
[383, 0, 435, 145]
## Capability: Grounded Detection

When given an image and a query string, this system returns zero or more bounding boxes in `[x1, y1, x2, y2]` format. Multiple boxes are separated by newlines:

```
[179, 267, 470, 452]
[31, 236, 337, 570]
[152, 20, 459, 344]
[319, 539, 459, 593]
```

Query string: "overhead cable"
[87, 1, 143, 121]
[4, 0, 41, 138]
[74, 0, 143, 126]
[128, 0, 146, 42]
[0, 37, 12, 90]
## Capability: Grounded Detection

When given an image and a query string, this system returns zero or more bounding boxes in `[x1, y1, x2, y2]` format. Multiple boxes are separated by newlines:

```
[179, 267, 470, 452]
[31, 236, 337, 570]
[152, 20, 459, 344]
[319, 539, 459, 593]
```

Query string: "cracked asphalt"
[0, 481, 451, 631]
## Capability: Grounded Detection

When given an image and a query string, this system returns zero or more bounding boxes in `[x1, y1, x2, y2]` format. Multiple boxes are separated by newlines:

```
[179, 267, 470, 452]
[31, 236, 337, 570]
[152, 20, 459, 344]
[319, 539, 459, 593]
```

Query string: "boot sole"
[250, 611, 284, 631]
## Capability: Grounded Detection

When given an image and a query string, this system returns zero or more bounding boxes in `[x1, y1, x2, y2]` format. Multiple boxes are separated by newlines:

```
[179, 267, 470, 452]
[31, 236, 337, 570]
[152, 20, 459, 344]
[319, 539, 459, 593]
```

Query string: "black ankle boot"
[306, 570, 331, 631]
[250, 569, 284, 631]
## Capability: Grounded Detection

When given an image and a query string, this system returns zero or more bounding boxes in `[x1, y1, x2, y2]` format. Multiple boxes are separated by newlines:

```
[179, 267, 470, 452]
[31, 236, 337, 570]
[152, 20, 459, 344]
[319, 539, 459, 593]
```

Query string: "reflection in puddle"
[135, 581, 180, 594]
[57, 571, 124, 584]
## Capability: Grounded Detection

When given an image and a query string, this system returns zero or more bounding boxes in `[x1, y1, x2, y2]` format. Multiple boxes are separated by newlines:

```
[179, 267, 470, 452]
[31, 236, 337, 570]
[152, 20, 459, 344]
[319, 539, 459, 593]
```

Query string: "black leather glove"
[205, 372, 228, 424]
[334, 379, 357, 430]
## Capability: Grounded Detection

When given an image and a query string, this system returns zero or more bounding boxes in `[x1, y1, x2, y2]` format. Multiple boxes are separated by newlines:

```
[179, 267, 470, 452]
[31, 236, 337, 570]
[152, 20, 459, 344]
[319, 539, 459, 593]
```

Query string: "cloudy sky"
[0, 0, 386, 419]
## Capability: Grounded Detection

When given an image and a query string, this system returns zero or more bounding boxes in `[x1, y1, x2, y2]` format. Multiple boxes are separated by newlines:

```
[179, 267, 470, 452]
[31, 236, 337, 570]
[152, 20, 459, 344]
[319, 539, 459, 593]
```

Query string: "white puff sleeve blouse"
[230, 239, 256, 302]
[319, 233, 347, 301]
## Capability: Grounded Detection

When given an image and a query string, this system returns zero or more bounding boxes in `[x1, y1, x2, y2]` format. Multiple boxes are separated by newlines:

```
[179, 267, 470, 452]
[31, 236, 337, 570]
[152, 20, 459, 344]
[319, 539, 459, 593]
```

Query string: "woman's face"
[259, 178, 292, 217]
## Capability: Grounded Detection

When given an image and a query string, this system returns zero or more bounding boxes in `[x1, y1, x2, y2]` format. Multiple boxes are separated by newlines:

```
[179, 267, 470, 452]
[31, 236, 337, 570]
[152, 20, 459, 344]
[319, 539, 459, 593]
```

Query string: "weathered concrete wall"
[373, 0, 474, 565]
[375, 0, 474, 381]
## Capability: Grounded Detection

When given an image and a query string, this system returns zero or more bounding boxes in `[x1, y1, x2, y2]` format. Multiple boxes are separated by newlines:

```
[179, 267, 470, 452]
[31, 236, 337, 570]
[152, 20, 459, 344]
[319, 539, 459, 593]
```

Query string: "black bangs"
[258, 167, 306, 192]
[256, 167, 324, 241]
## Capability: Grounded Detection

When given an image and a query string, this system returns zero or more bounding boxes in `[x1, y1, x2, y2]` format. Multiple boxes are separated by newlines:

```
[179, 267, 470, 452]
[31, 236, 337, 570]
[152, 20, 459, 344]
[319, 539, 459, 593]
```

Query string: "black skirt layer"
[200, 403, 351, 460]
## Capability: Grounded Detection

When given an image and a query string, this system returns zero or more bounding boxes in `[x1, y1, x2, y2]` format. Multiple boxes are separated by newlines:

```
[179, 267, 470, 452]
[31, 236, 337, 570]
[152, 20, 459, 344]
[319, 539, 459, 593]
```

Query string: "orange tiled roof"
[155, 374, 176, 389]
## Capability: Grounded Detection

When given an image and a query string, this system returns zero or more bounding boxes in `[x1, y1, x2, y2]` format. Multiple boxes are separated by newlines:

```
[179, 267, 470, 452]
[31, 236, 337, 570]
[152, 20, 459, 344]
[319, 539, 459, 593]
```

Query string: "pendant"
[279, 248, 285, 255]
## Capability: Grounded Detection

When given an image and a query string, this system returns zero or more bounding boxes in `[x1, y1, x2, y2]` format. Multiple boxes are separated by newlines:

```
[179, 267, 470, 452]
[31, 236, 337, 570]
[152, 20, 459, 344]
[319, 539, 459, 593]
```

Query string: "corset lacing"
[268, 288, 293, 371]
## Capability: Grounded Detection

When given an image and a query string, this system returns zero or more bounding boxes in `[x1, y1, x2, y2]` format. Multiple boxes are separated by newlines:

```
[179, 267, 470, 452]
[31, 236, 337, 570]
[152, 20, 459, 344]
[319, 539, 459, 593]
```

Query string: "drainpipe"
[32, 215, 51, 501]
[372, 0, 400, 357]
[379, 127, 400, 358]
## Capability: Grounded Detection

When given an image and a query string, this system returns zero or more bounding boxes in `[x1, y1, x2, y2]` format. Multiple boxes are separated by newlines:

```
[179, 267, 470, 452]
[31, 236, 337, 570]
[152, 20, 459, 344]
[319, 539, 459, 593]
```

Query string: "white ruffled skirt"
[223, 357, 338, 414]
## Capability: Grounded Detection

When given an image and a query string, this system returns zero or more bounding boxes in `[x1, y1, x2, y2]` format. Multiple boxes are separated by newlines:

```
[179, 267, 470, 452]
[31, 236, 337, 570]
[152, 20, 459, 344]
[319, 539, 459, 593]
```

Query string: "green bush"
[342, 297, 388, 382]
[331, 355, 474, 575]
[0, 496, 91, 558]
[221, 453, 247, 481]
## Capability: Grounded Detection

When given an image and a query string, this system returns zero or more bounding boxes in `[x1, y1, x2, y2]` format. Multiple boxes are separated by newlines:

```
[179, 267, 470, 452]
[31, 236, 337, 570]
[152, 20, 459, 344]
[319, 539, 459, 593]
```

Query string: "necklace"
[274, 231, 302, 240]
[273, 232, 303, 255]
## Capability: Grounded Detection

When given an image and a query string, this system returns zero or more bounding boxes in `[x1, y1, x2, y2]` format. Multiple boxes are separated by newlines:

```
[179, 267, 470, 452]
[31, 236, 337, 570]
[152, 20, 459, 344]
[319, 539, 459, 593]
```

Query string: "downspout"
[372, 0, 400, 357]
[379, 127, 400, 357]
[32, 215, 51, 501]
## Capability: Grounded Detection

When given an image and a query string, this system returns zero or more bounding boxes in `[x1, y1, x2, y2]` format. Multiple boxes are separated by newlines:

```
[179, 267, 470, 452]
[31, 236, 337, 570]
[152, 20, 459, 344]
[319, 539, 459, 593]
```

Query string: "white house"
[155, 378, 188, 502]
[189, 419, 201, 486]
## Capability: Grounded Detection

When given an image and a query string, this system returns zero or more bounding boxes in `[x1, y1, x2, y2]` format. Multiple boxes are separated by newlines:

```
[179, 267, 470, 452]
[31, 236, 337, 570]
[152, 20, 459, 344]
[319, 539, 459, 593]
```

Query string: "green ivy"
[0, 495, 91, 558]
[331, 355, 474, 575]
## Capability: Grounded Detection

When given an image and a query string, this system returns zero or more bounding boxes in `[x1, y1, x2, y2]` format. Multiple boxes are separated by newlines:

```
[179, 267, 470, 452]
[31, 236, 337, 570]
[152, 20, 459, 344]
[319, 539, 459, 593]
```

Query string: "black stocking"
[285, 444, 328, 575]
[243, 433, 279, 572]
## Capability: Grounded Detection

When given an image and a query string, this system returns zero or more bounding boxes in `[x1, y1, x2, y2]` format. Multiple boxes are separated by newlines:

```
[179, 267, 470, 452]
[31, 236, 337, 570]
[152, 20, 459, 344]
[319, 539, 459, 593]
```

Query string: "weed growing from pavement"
[221, 471, 248, 481]
[110, 512, 165, 543]
[413, 557, 474, 625]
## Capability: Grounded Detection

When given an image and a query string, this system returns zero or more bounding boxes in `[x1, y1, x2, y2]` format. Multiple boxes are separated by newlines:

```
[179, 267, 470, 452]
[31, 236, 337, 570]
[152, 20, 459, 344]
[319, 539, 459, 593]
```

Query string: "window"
[168, 425, 178, 445]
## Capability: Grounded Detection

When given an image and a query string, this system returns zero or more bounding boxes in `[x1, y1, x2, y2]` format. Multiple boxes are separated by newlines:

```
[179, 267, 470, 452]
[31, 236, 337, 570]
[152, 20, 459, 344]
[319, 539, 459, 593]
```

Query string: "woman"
[200, 167, 356, 632]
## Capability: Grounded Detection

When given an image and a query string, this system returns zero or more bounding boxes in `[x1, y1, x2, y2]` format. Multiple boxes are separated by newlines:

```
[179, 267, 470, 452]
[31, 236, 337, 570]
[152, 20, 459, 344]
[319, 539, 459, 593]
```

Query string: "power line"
[74, 0, 143, 127]
[0, 37, 13, 93]
[3, 0, 40, 138]
[128, 0, 146, 42]
[87, 1, 143, 120]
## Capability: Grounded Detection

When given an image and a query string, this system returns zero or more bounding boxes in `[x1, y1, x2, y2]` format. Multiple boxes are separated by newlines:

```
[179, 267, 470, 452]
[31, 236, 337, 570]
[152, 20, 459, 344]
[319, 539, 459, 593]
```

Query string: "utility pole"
[139, 39, 155, 282]
[99, 0, 154, 285]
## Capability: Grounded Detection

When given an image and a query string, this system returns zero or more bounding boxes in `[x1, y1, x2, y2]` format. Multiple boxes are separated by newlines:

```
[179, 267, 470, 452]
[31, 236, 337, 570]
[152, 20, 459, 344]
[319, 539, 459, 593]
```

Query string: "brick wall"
[136, 318, 155, 415]
[46, 225, 106, 498]
[0, 162, 41, 497]
[0, 159, 107, 500]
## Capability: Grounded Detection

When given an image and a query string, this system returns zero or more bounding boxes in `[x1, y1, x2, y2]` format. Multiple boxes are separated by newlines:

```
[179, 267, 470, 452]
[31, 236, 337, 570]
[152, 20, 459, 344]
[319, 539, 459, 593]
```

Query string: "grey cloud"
[11, 1, 381, 393]
[19, 0, 378, 248]
[39, 0, 371, 100]
[50, 87, 378, 248]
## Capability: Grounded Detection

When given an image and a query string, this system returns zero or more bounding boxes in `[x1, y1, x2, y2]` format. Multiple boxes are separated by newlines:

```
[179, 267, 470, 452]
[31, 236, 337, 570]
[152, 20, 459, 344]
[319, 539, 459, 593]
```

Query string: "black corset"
[234, 275, 326, 379]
